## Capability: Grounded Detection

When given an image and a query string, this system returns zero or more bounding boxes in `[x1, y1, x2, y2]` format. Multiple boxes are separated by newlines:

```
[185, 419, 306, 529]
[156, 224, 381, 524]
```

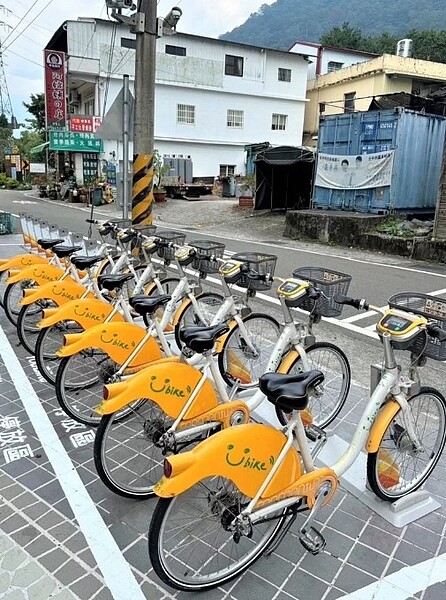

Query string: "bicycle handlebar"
[427, 323, 446, 342]
[334, 294, 370, 311]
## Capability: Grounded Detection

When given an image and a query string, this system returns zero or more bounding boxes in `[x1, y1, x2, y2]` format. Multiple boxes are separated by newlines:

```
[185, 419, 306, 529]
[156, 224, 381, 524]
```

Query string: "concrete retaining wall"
[284, 210, 446, 261]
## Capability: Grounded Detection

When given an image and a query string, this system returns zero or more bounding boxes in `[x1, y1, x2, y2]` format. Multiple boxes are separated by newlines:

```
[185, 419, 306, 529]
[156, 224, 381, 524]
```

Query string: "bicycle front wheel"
[276, 342, 351, 429]
[367, 387, 446, 502]
[218, 314, 281, 388]
[174, 292, 225, 349]
[3, 280, 33, 327]
[149, 477, 286, 591]
[35, 323, 84, 385]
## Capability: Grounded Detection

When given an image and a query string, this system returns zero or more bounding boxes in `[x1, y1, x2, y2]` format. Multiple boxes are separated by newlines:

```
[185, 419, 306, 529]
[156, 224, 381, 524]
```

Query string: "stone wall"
[284, 210, 446, 261]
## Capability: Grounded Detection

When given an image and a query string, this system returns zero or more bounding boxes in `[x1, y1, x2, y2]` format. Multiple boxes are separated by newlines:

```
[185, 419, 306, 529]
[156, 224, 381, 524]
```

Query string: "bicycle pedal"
[304, 424, 326, 443]
[299, 527, 326, 555]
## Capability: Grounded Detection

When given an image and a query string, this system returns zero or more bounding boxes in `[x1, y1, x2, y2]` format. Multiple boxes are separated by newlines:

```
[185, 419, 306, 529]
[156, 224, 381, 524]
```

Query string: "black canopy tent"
[254, 146, 315, 211]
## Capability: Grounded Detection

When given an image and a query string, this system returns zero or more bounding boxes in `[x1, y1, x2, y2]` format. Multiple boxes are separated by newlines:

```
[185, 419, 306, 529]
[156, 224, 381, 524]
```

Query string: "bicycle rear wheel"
[17, 301, 55, 355]
[218, 314, 281, 388]
[149, 476, 286, 591]
[367, 387, 446, 502]
[55, 352, 115, 426]
[35, 322, 84, 385]
[3, 280, 34, 327]
[275, 342, 350, 429]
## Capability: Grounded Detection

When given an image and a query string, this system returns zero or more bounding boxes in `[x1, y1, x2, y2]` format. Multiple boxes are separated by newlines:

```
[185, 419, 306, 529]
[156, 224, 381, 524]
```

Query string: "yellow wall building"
[304, 54, 446, 144]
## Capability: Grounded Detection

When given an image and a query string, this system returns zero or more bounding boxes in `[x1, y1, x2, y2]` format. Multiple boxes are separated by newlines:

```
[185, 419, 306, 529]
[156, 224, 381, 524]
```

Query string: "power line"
[4, 0, 55, 51]
[2, 0, 41, 46]
[4, 46, 43, 68]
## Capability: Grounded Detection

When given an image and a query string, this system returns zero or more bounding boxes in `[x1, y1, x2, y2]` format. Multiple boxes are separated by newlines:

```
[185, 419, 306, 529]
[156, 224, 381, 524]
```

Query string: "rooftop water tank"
[396, 39, 413, 58]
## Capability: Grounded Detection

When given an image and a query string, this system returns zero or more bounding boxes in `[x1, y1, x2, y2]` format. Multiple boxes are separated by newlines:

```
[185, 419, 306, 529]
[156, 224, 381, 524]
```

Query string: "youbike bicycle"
[148, 291, 446, 591]
[92, 270, 352, 500]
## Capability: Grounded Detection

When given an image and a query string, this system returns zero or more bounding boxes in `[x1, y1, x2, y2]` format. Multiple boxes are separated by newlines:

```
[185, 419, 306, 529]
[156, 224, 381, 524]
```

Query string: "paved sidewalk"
[1, 227, 446, 600]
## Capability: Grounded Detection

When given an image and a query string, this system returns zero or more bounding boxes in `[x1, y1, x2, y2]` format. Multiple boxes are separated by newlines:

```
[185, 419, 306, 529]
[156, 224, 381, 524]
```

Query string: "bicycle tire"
[17, 301, 55, 355]
[55, 353, 114, 426]
[94, 401, 214, 499]
[35, 322, 84, 385]
[3, 280, 34, 327]
[174, 292, 225, 350]
[275, 342, 351, 429]
[367, 386, 446, 502]
[0, 269, 8, 308]
[148, 476, 287, 591]
[218, 313, 282, 388]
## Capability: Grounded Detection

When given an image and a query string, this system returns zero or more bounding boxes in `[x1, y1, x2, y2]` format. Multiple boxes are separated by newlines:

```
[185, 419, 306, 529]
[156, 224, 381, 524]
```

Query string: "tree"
[0, 113, 13, 173]
[22, 93, 45, 133]
[16, 130, 45, 162]
[320, 22, 365, 50]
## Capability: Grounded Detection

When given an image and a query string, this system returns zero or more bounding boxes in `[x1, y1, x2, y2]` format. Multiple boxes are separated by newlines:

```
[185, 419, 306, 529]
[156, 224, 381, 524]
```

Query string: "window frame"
[177, 103, 196, 125]
[343, 92, 356, 113]
[227, 109, 244, 129]
[165, 44, 187, 57]
[219, 164, 236, 177]
[327, 61, 344, 73]
[225, 54, 244, 77]
[278, 67, 292, 82]
[271, 113, 288, 131]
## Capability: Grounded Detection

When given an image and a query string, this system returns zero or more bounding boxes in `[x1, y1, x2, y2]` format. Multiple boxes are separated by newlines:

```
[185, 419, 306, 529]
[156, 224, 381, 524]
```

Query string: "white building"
[45, 18, 309, 183]
[290, 41, 377, 80]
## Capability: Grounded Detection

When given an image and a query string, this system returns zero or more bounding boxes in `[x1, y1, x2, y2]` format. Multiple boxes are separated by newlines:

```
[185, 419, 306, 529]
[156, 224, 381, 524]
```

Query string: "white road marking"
[0, 323, 167, 600]
[339, 552, 446, 599]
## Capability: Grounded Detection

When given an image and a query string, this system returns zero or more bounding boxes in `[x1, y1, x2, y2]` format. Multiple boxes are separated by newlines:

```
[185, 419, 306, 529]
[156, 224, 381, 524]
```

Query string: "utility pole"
[122, 74, 130, 220]
[131, 0, 156, 226]
[107, 2, 182, 225]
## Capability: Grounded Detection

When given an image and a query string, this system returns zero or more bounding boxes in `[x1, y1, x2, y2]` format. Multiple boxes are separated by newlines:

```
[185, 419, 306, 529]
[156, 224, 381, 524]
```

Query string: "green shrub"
[5, 178, 20, 189]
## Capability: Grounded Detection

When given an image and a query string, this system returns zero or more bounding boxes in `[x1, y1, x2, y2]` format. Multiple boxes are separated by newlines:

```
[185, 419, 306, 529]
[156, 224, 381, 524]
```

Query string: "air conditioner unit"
[69, 91, 81, 105]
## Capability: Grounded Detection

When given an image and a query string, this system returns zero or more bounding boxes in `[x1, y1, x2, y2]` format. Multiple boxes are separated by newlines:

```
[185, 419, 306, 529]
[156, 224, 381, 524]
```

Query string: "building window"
[84, 98, 94, 116]
[227, 109, 244, 128]
[278, 67, 292, 82]
[166, 45, 186, 56]
[344, 92, 356, 113]
[319, 102, 326, 114]
[225, 54, 244, 77]
[177, 104, 195, 125]
[220, 165, 236, 177]
[327, 61, 344, 73]
[272, 113, 287, 131]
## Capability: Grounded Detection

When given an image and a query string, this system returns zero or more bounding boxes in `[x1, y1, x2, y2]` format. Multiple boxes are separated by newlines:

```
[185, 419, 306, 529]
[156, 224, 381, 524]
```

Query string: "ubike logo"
[99, 331, 135, 351]
[32, 268, 54, 282]
[74, 304, 104, 323]
[52, 285, 76, 301]
[225, 444, 275, 472]
[149, 375, 191, 398]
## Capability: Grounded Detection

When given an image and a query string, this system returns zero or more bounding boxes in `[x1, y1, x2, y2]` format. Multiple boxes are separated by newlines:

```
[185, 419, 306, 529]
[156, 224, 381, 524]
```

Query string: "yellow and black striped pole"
[132, 153, 154, 226]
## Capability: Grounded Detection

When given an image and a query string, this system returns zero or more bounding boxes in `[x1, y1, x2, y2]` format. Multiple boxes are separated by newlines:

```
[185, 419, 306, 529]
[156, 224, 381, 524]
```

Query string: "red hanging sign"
[44, 50, 67, 129]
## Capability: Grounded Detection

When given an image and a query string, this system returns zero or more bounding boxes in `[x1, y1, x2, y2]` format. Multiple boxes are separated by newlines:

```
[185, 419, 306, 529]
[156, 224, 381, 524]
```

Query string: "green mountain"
[220, 0, 446, 50]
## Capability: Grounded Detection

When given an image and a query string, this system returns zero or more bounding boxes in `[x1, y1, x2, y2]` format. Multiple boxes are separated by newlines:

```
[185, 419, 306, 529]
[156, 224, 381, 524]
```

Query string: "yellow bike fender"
[57, 322, 160, 367]
[97, 360, 217, 417]
[39, 298, 121, 329]
[6, 264, 65, 285]
[0, 254, 47, 272]
[154, 423, 302, 499]
[20, 280, 88, 306]
[277, 350, 300, 374]
[172, 297, 192, 327]
[214, 319, 238, 354]
[366, 399, 400, 453]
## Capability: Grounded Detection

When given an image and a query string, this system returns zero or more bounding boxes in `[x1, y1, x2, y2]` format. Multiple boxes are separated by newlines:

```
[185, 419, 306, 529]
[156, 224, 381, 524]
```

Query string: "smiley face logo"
[149, 376, 169, 393]
[100, 330, 117, 344]
[225, 444, 250, 467]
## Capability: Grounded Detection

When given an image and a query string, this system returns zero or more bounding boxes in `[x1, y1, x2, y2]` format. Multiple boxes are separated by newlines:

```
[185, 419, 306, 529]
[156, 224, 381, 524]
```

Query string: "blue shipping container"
[313, 108, 446, 213]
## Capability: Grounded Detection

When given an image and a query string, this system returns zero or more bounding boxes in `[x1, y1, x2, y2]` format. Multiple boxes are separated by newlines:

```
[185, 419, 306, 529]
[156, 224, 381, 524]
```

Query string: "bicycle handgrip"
[86, 219, 99, 224]
[427, 323, 446, 342]
[333, 294, 369, 311]
[306, 287, 321, 300]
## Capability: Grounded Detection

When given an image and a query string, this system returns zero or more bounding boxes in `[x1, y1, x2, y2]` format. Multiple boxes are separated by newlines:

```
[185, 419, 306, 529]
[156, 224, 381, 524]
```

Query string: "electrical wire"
[1, 0, 41, 46]
[4, 0, 55, 51]
[3, 46, 43, 67]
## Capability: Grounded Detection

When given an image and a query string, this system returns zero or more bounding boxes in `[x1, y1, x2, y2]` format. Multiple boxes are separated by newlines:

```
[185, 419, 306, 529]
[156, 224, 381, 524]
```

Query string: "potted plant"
[153, 149, 169, 203]
[238, 174, 255, 208]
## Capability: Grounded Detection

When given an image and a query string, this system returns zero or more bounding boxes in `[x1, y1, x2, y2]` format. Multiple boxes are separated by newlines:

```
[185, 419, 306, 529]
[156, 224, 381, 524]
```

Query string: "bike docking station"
[254, 398, 441, 529]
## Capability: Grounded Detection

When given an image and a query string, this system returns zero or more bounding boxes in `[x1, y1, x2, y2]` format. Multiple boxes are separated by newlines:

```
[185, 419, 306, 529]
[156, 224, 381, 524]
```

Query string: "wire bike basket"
[190, 240, 226, 274]
[292, 267, 352, 317]
[232, 252, 278, 291]
[156, 231, 187, 261]
[388, 292, 446, 360]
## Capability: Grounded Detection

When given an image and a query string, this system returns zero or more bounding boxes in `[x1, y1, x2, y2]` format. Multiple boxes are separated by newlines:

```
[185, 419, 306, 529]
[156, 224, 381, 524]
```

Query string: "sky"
[1, 0, 276, 129]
